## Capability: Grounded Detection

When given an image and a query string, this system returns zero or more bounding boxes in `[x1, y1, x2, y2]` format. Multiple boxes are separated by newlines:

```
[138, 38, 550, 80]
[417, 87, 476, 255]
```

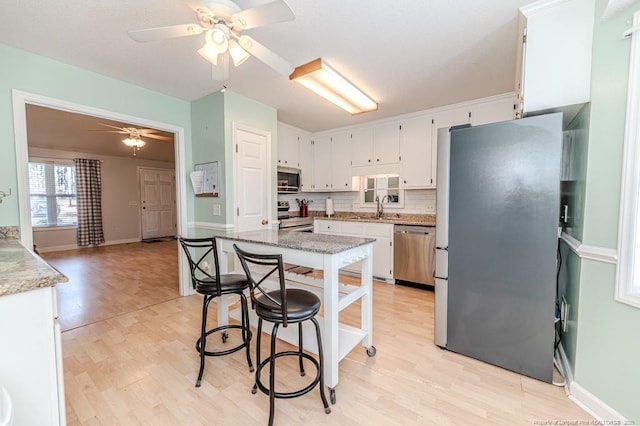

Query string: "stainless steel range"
[278, 201, 314, 232]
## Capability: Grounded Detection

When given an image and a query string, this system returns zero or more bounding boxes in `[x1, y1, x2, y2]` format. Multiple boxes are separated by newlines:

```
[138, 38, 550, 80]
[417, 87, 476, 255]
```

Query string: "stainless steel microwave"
[277, 166, 301, 193]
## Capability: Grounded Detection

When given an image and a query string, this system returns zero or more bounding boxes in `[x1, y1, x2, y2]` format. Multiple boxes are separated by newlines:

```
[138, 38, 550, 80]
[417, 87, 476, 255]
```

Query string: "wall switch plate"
[213, 204, 221, 216]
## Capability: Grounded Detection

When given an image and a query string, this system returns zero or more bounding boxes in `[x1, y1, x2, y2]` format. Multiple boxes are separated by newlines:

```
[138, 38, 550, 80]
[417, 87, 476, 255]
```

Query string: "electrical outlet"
[561, 296, 569, 333]
[213, 204, 221, 216]
[426, 203, 435, 212]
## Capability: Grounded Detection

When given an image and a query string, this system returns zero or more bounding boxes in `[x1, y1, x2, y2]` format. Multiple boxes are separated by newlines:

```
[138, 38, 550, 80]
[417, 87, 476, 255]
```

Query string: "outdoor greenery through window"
[28, 161, 77, 227]
[363, 175, 400, 204]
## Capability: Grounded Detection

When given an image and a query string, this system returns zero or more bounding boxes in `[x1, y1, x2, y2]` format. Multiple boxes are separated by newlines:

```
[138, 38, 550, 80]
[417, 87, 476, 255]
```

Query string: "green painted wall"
[574, 0, 640, 420]
[0, 43, 193, 227]
[191, 91, 226, 224]
[189, 89, 277, 227]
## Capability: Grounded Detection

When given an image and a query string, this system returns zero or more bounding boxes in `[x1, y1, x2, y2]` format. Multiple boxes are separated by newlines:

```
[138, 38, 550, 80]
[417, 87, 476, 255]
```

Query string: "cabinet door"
[519, 0, 595, 112]
[372, 122, 400, 165]
[350, 127, 373, 167]
[277, 125, 299, 167]
[400, 115, 433, 188]
[313, 136, 332, 191]
[299, 135, 314, 192]
[331, 132, 353, 191]
[470, 97, 515, 126]
[366, 223, 394, 279]
[431, 108, 471, 187]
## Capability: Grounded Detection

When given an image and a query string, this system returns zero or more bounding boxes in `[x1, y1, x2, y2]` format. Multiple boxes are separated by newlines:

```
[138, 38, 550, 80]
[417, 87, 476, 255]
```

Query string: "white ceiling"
[1, 0, 537, 133]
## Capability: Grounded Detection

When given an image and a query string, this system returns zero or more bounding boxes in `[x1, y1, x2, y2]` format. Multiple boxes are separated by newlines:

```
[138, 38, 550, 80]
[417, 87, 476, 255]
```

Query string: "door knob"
[261, 219, 268, 225]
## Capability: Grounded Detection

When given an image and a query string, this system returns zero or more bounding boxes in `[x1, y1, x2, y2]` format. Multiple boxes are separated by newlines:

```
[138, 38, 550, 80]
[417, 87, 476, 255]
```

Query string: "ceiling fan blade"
[128, 23, 204, 43]
[142, 134, 174, 141]
[96, 123, 127, 131]
[88, 130, 128, 134]
[231, 0, 294, 30]
[238, 36, 293, 76]
[211, 52, 230, 81]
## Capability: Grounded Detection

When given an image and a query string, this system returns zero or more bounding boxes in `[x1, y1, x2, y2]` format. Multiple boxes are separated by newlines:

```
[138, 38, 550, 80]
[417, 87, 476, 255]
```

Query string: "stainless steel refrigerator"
[434, 113, 561, 383]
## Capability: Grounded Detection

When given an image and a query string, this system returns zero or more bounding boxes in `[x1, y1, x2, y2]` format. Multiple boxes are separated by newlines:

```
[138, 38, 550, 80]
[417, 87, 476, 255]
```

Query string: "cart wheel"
[366, 346, 377, 357]
[329, 388, 336, 404]
[221, 332, 228, 343]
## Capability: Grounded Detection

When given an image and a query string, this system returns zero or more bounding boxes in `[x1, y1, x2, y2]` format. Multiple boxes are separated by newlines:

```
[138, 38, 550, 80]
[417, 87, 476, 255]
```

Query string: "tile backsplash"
[278, 189, 436, 215]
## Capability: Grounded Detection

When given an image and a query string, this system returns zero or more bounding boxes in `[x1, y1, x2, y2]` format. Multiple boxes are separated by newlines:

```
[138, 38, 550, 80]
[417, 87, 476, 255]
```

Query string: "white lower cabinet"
[314, 220, 394, 281]
[0, 286, 65, 426]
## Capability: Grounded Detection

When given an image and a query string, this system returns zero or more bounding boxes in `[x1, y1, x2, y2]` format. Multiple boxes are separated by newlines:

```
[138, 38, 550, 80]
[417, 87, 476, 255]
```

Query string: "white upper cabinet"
[277, 124, 300, 167]
[350, 127, 373, 167]
[372, 122, 401, 165]
[330, 132, 354, 191]
[470, 97, 515, 126]
[515, 0, 595, 114]
[312, 136, 332, 191]
[298, 134, 313, 192]
[399, 115, 434, 189]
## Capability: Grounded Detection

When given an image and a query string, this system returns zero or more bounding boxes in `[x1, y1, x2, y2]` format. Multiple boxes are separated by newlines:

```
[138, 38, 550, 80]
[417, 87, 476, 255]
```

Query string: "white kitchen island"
[216, 229, 376, 402]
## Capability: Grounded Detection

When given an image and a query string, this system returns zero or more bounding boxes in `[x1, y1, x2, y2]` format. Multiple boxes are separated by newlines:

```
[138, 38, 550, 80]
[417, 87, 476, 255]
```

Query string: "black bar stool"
[178, 237, 253, 387]
[233, 244, 330, 426]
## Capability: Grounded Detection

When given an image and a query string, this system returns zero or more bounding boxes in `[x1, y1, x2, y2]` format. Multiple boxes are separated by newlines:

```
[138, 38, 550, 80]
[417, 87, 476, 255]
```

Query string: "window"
[363, 175, 401, 206]
[28, 161, 77, 227]
[616, 10, 640, 308]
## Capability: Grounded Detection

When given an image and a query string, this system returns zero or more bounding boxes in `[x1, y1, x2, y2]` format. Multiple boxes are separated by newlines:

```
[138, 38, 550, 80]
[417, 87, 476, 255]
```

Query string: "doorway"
[12, 90, 190, 296]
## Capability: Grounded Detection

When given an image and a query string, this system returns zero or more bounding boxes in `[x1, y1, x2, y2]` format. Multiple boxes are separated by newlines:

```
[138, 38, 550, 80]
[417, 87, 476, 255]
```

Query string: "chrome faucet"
[375, 195, 387, 218]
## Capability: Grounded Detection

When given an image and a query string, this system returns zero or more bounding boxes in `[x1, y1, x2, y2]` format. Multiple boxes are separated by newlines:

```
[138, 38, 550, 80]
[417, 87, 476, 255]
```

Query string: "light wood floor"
[43, 241, 591, 425]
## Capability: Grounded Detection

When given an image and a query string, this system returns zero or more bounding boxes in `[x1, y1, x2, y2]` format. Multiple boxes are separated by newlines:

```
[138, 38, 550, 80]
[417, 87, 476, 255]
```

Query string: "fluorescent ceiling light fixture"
[289, 58, 378, 115]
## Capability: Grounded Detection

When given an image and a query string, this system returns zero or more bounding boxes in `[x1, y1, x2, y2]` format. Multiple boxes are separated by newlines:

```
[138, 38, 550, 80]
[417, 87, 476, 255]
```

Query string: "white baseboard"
[556, 344, 629, 421]
[35, 237, 141, 253]
[569, 382, 628, 421]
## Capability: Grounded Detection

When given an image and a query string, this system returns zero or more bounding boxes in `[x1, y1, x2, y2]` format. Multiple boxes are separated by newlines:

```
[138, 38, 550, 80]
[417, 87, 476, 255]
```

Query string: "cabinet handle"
[284, 160, 287, 164]
[345, 183, 348, 186]
[377, 158, 380, 162]
[368, 159, 371, 163]
[404, 180, 407, 184]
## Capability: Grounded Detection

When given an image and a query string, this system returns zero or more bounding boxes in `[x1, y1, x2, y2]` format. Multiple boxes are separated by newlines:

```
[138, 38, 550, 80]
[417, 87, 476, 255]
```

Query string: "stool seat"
[196, 273, 249, 295]
[256, 289, 321, 323]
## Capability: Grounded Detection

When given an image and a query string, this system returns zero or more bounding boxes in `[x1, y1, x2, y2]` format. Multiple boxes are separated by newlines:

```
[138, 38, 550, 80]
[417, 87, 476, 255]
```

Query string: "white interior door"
[139, 167, 176, 239]
[234, 127, 271, 232]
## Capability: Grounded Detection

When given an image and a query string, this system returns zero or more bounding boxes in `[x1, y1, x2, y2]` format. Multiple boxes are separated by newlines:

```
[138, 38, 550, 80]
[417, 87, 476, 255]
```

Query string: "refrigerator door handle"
[435, 275, 448, 280]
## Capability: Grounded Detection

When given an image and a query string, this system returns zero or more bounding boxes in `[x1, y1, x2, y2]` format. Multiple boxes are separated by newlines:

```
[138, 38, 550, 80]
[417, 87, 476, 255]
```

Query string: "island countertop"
[0, 240, 64, 297]
[217, 229, 375, 254]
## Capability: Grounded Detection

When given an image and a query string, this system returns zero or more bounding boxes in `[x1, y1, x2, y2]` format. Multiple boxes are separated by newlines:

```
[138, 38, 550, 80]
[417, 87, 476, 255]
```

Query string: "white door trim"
[231, 122, 273, 231]
[12, 89, 191, 296]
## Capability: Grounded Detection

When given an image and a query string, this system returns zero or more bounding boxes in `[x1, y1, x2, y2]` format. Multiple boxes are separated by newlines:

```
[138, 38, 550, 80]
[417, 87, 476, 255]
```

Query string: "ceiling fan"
[128, 0, 295, 81]
[90, 124, 173, 156]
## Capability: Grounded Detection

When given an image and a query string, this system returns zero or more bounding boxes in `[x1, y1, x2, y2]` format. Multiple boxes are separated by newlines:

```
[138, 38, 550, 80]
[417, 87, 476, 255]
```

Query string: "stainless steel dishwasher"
[393, 225, 435, 286]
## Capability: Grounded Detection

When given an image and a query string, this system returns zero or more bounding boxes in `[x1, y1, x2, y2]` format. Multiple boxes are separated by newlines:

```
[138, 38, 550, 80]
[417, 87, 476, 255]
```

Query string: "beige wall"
[30, 147, 174, 252]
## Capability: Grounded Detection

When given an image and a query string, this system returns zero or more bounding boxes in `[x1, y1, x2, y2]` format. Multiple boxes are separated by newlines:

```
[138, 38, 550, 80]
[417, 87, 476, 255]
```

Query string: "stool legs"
[311, 317, 330, 412]
[298, 323, 305, 376]
[196, 295, 213, 387]
[269, 323, 279, 426]
[196, 294, 253, 387]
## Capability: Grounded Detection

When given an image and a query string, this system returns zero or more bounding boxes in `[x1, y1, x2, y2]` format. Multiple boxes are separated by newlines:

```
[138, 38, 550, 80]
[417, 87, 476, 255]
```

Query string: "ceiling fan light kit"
[128, 0, 296, 80]
[290, 58, 378, 115]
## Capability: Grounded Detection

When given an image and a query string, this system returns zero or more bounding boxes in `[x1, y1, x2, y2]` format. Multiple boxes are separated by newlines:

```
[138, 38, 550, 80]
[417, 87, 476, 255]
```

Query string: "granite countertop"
[0, 240, 64, 297]
[313, 212, 436, 226]
[218, 229, 375, 254]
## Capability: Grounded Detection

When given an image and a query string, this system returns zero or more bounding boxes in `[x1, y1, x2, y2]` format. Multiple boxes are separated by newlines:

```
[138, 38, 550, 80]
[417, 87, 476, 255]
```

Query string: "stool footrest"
[254, 351, 321, 399]
[196, 324, 252, 357]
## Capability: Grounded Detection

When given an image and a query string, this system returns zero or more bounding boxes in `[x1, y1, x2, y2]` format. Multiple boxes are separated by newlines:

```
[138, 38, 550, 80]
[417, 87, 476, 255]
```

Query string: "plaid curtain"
[74, 158, 105, 246]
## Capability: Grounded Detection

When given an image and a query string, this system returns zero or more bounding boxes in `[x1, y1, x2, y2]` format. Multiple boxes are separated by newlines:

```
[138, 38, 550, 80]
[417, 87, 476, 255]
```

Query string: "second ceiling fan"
[128, 0, 295, 80]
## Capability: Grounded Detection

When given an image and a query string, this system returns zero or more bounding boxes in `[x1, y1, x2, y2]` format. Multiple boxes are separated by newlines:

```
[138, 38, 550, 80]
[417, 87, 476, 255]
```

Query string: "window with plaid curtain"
[74, 158, 105, 246]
